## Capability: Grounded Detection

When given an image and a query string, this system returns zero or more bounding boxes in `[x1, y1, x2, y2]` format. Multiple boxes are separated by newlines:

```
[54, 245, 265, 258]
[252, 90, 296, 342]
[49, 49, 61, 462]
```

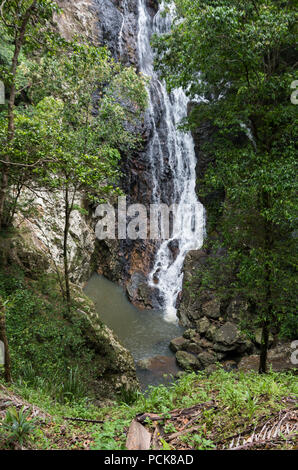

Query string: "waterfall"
[136, 0, 205, 323]
[118, 0, 128, 59]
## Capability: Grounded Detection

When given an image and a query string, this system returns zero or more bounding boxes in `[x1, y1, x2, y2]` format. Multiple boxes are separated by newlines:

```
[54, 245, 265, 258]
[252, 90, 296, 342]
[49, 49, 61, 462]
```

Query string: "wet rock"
[183, 329, 198, 340]
[137, 355, 179, 377]
[214, 322, 240, 347]
[202, 298, 221, 319]
[94, 0, 124, 58]
[168, 239, 180, 259]
[185, 342, 203, 355]
[175, 351, 201, 371]
[95, 239, 126, 282]
[196, 316, 210, 335]
[198, 351, 217, 367]
[146, 0, 159, 15]
[170, 336, 189, 353]
[205, 324, 218, 342]
[126, 271, 156, 308]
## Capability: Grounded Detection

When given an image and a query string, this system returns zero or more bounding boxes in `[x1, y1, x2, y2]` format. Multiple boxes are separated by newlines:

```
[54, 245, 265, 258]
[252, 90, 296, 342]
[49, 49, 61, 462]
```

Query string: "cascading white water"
[118, 0, 128, 59]
[136, 0, 205, 323]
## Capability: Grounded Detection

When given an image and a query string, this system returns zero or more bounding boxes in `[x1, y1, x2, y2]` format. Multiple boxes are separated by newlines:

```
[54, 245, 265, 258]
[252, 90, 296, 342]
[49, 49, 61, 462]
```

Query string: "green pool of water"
[84, 273, 184, 387]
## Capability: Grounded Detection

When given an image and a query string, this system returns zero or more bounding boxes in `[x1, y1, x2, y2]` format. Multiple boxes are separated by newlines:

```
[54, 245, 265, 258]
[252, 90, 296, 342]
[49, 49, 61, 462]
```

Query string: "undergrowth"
[0, 266, 118, 403]
[1, 367, 296, 450]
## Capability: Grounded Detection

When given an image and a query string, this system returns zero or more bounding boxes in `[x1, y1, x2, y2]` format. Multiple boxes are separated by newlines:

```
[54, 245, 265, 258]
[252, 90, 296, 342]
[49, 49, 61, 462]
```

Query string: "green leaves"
[156, 0, 298, 341]
[2, 406, 36, 446]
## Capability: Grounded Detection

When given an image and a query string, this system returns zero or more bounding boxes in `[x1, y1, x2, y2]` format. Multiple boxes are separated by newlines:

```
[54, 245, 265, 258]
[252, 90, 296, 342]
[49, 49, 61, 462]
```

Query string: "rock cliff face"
[56, 0, 172, 309]
[14, 189, 95, 285]
[55, 0, 161, 307]
[47, 1, 296, 375]
[55, 1, 251, 355]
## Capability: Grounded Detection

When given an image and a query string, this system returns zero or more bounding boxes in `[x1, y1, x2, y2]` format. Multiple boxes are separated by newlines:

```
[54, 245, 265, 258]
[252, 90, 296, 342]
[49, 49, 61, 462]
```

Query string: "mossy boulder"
[196, 316, 210, 335]
[175, 351, 201, 371]
[170, 336, 189, 353]
[214, 322, 240, 346]
[183, 329, 198, 340]
[198, 351, 217, 367]
[214, 322, 252, 354]
[205, 324, 218, 342]
[201, 298, 221, 319]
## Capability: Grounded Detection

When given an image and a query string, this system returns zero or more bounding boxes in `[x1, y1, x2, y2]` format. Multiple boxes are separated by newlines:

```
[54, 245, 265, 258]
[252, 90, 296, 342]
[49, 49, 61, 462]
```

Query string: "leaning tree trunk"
[0, 297, 12, 383]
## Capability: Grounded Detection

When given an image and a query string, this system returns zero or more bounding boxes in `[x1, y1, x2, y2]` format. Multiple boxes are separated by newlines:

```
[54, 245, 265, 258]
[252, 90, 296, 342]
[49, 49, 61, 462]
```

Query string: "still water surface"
[84, 273, 184, 388]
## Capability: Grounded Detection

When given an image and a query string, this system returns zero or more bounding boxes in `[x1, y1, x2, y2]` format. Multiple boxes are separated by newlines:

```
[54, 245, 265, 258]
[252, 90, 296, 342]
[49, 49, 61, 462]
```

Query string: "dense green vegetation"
[0, 264, 123, 402]
[0, 0, 147, 310]
[0, 0, 297, 452]
[1, 368, 297, 449]
[0, 1, 146, 388]
[154, 0, 298, 371]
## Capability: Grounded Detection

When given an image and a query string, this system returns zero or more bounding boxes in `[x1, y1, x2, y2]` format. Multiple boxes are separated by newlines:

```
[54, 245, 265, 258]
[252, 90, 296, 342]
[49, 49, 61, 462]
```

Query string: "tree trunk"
[259, 191, 273, 374]
[63, 187, 71, 313]
[0, 298, 12, 383]
[259, 321, 269, 374]
[0, 80, 16, 230]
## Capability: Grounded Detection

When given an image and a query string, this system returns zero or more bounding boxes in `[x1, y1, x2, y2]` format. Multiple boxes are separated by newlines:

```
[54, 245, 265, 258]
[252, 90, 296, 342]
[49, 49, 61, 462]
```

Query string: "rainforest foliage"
[154, 0, 298, 371]
[0, 0, 297, 452]
[0, 1, 147, 387]
[0, 1, 147, 307]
